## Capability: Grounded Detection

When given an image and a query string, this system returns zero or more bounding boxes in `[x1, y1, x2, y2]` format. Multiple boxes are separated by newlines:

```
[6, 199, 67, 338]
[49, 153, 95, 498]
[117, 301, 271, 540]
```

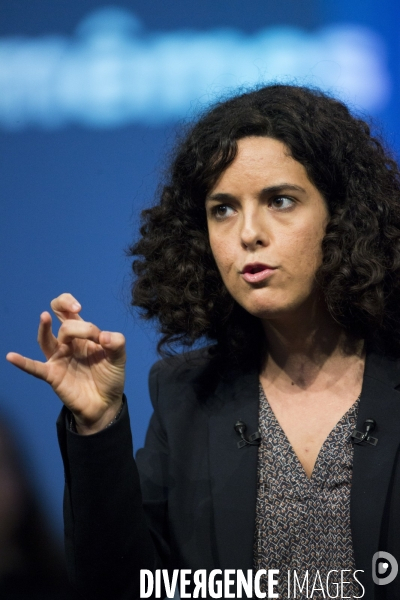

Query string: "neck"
[261, 300, 364, 390]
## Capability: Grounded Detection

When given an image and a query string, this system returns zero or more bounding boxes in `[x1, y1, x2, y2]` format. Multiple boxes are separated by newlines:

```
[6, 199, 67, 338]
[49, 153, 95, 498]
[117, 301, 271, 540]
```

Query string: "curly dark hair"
[128, 84, 400, 363]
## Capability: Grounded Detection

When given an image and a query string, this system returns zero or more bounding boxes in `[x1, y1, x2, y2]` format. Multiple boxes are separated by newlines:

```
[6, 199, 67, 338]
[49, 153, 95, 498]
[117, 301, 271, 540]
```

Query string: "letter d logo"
[372, 551, 398, 585]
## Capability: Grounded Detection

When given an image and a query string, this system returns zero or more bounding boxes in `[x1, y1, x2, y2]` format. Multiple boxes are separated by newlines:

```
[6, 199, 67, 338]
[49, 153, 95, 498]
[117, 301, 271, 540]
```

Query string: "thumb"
[99, 331, 126, 366]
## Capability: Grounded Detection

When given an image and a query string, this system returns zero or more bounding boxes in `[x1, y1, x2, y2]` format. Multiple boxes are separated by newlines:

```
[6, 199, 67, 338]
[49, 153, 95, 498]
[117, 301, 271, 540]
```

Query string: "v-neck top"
[253, 384, 361, 599]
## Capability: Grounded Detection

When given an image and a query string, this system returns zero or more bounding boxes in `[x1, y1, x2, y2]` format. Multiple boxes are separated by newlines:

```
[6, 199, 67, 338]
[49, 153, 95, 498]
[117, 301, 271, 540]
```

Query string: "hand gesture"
[6, 293, 126, 434]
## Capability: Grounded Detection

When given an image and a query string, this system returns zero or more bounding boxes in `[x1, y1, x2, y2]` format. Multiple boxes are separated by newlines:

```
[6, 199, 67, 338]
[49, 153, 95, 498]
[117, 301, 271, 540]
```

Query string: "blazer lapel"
[351, 352, 400, 597]
[208, 365, 260, 571]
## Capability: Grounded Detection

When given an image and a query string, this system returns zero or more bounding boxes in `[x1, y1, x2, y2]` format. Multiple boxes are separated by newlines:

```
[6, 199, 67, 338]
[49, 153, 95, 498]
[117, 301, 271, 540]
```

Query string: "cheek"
[277, 227, 325, 289]
[300, 233, 324, 268]
[209, 236, 235, 273]
[290, 218, 326, 264]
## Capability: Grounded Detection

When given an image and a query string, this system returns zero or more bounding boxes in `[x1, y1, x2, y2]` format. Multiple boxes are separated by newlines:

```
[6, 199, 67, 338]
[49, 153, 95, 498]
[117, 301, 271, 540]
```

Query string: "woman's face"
[205, 136, 330, 322]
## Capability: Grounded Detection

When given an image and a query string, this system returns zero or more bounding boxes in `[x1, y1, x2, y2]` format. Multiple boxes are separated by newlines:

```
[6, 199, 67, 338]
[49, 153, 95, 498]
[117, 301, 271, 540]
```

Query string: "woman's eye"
[270, 196, 295, 210]
[211, 204, 235, 219]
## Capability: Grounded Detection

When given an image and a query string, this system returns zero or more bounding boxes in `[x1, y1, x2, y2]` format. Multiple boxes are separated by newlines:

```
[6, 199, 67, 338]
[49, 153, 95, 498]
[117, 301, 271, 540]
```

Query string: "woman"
[6, 85, 400, 600]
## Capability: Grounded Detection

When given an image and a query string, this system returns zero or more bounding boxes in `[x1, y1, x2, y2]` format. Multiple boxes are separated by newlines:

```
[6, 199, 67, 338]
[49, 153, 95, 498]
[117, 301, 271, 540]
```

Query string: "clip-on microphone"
[351, 418, 378, 446]
[234, 420, 261, 449]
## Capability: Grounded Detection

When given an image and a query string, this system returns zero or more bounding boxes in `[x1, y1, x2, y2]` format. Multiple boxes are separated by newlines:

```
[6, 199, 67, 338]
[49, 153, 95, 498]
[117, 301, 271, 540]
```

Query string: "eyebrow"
[205, 183, 307, 203]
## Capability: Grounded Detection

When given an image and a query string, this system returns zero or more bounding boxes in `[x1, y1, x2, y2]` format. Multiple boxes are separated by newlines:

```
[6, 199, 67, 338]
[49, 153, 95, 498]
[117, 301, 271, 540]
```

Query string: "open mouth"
[241, 263, 276, 283]
[244, 264, 269, 274]
[242, 263, 274, 274]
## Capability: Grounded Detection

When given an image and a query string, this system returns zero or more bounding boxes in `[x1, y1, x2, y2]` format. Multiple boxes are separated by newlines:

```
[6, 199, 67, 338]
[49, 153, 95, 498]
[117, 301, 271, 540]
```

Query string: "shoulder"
[149, 345, 222, 390]
[364, 350, 400, 390]
[150, 345, 215, 379]
[148, 345, 225, 409]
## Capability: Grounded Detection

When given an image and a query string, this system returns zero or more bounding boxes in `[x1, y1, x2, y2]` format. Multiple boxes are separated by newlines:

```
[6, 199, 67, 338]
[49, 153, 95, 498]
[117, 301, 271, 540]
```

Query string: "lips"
[241, 263, 277, 283]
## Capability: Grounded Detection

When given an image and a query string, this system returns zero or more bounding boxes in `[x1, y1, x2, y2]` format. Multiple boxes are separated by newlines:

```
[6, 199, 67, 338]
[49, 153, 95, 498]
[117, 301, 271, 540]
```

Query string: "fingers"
[57, 320, 101, 345]
[6, 352, 48, 380]
[53, 322, 125, 366]
[51, 293, 83, 323]
[37, 312, 58, 360]
[99, 331, 126, 366]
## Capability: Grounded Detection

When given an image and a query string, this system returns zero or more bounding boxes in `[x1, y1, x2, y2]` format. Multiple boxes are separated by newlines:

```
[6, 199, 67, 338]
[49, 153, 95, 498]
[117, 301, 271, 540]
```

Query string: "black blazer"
[57, 348, 400, 600]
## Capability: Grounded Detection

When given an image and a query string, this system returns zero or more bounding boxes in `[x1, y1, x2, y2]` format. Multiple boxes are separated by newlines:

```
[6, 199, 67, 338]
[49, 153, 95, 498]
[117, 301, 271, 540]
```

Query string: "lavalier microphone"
[234, 420, 261, 449]
[351, 418, 378, 446]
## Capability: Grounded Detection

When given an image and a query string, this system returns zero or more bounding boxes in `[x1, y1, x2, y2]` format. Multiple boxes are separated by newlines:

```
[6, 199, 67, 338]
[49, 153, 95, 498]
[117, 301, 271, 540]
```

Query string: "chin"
[236, 283, 319, 319]
[241, 301, 288, 320]
[246, 295, 324, 325]
[239, 293, 305, 321]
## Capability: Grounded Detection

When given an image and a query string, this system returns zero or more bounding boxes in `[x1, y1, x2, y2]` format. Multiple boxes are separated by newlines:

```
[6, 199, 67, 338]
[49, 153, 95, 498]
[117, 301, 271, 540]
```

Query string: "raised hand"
[6, 293, 126, 434]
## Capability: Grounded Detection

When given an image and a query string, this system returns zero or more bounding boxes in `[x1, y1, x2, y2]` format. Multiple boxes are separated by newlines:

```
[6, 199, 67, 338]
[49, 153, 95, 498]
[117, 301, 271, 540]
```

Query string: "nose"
[240, 206, 269, 250]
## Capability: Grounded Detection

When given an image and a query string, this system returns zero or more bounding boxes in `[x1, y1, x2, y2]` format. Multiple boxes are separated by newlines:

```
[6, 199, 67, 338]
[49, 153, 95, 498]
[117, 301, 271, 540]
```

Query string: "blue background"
[1, 0, 400, 535]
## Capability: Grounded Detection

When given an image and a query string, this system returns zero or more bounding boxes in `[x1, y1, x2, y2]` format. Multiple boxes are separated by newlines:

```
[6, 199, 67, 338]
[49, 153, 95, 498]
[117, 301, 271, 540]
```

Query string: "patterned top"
[253, 384, 361, 599]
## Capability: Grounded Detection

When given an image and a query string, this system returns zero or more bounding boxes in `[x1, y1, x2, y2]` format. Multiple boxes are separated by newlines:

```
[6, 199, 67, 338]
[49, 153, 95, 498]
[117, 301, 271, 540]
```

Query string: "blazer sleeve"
[57, 361, 169, 600]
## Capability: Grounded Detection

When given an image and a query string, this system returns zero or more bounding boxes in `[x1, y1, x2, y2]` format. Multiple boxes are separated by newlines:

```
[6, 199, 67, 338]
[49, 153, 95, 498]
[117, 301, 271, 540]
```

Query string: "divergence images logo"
[372, 552, 398, 585]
